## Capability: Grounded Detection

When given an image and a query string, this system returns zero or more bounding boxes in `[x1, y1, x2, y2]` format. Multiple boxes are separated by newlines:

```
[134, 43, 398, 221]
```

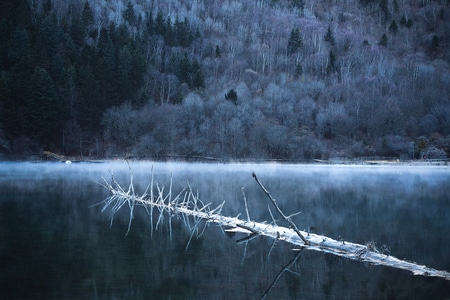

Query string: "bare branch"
[252, 172, 308, 245]
[241, 187, 251, 222]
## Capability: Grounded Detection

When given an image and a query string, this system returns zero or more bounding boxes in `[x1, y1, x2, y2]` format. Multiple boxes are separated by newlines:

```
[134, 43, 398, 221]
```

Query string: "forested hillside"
[1, 0, 449, 160]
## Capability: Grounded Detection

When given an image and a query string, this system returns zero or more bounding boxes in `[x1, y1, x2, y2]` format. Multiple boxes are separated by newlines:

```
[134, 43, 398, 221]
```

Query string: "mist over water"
[1, 161, 449, 299]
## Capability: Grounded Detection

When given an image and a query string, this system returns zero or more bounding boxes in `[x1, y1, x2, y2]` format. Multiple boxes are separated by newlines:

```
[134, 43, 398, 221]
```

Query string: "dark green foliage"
[8, 28, 30, 66]
[27, 67, 63, 146]
[169, 54, 204, 90]
[225, 89, 238, 105]
[379, 34, 388, 47]
[389, 20, 398, 35]
[327, 50, 337, 74]
[393, 0, 399, 12]
[291, 0, 305, 13]
[379, 0, 389, 21]
[191, 60, 205, 90]
[287, 28, 303, 54]
[324, 25, 335, 46]
[151, 11, 195, 48]
[82, 1, 94, 29]
[70, 17, 84, 48]
[429, 35, 440, 58]
[123, 0, 136, 27]
[359, 0, 377, 6]
[294, 63, 303, 78]
[145, 11, 155, 35]
[155, 10, 165, 36]
[215, 45, 221, 58]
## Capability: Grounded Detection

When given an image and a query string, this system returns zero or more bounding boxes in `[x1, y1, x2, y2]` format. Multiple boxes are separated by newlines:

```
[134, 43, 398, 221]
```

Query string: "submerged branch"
[96, 171, 450, 281]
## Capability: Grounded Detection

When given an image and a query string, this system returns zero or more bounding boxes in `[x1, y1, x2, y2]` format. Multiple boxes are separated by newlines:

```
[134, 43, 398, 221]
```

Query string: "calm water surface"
[0, 161, 449, 299]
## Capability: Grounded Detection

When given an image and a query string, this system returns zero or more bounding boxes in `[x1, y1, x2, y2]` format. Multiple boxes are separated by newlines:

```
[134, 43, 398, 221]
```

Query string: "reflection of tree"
[261, 249, 303, 300]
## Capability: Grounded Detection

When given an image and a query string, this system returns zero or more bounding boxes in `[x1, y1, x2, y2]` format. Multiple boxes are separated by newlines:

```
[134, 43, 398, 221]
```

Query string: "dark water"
[0, 161, 449, 299]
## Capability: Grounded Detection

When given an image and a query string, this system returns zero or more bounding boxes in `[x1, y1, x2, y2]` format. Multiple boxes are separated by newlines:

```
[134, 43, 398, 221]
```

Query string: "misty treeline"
[0, 0, 449, 160]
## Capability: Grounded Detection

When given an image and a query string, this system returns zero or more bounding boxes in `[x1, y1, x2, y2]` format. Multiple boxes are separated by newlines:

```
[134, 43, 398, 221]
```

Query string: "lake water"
[0, 161, 449, 299]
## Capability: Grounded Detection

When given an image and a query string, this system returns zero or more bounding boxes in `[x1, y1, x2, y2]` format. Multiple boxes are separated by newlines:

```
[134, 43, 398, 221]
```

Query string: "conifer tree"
[225, 89, 238, 105]
[191, 60, 205, 89]
[145, 11, 154, 36]
[27, 67, 62, 146]
[379, 0, 389, 21]
[379, 33, 388, 47]
[155, 11, 165, 36]
[294, 63, 303, 78]
[81, 1, 94, 29]
[117, 45, 133, 100]
[327, 50, 336, 74]
[291, 0, 305, 14]
[429, 35, 440, 58]
[324, 25, 335, 46]
[287, 28, 303, 54]
[389, 20, 398, 35]
[123, 0, 136, 27]
[215, 45, 221, 58]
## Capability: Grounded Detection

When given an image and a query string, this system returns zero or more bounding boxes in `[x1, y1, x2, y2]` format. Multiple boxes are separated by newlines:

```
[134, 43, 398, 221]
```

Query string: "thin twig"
[241, 187, 251, 222]
[252, 172, 308, 245]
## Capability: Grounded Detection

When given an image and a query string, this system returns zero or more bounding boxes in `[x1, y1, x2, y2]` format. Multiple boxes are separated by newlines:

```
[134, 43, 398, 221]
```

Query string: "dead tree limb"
[252, 172, 308, 245]
[95, 171, 450, 281]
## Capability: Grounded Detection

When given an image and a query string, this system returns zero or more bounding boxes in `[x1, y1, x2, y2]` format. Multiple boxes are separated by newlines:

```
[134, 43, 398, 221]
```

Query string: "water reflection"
[0, 162, 449, 299]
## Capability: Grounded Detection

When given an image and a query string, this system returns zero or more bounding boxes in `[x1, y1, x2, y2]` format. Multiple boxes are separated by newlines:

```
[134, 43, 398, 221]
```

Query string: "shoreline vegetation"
[1, 150, 448, 166]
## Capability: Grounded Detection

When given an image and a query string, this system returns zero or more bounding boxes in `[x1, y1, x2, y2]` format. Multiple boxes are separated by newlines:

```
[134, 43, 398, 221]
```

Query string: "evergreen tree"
[96, 28, 118, 105]
[393, 0, 399, 13]
[117, 45, 133, 100]
[123, 0, 136, 27]
[294, 63, 303, 78]
[81, 1, 94, 30]
[8, 28, 30, 66]
[155, 11, 165, 36]
[178, 53, 191, 85]
[145, 11, 154, 36]
[130, 42, 146, 102]
[215, 45, 221, 58]
[8, 28, 33, 137]
[389, 20, 398, 35]
[225, 89, 238, 105]
[287, 28, 303, 54]
[70, 17, 84, 48]
[191, 60, 205, 89]
[429, 35, 440, 58]
[327, 50, 336, 74]
[27, 67, 62, 146]
[379, 0, 389, 21]
[400, 15, 407, 27]
[324, 25, 335, 46]
[164, 16, 174, 46]
[291, 0, 305, 15]
[33, 15, 62, 70]
[77, 64, 100, 132]
[0, 76, 17, 138]
[379, 33, 388, 47]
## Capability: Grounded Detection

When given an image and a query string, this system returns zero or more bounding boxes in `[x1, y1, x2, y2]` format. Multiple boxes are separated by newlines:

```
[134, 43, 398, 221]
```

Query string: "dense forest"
[0, 0, 449, 161]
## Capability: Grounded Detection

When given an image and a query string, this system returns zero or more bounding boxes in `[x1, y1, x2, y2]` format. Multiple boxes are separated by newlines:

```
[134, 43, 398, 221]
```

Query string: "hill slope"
[0, 0, 449, 160]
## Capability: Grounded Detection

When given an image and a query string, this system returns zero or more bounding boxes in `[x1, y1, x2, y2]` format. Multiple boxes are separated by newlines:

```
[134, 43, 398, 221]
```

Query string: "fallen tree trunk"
[95, 170, 450, 281]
